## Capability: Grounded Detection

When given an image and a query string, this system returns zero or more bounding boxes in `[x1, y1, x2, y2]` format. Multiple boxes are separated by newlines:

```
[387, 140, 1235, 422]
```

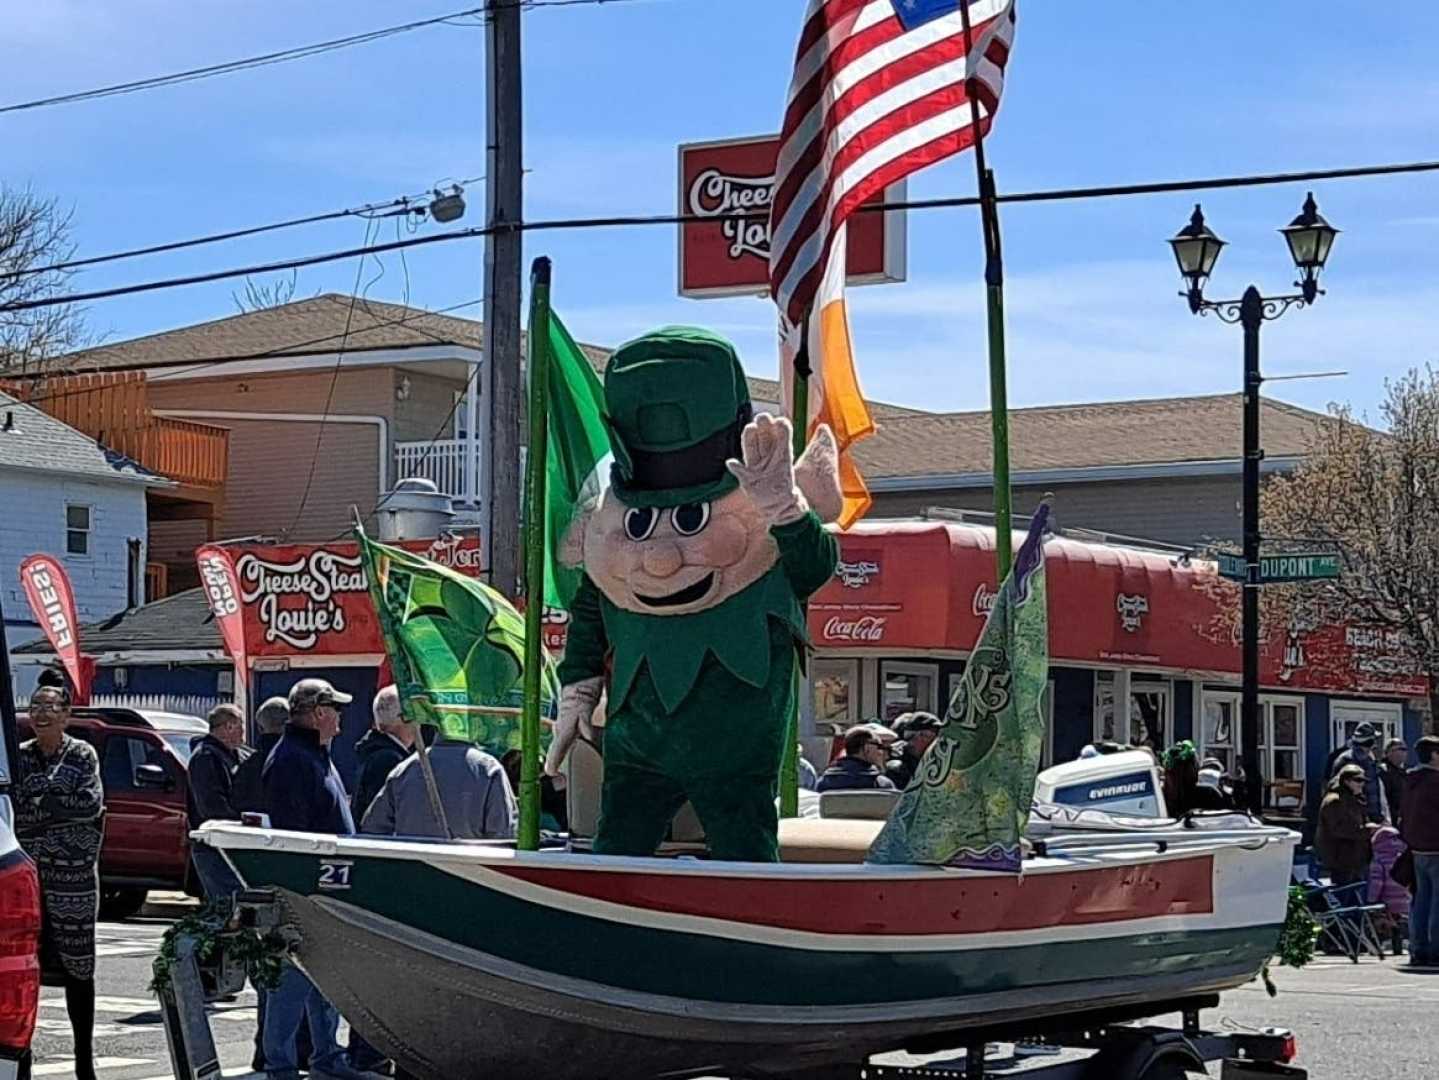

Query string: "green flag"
[867, 505, 1051, 870]
[542, 312, 612, 611]
[358, 529, 559, 750]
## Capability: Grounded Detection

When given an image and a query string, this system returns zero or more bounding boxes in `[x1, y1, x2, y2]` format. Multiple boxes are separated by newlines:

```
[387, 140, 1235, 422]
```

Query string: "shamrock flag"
[358, 529, 560, 751]
[541, 311, 612, 611]
[867, 504, 1051, 870]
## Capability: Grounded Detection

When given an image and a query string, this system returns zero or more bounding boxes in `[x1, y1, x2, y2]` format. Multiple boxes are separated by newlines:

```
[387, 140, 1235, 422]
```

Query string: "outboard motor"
[1033, 750, 1167, 817]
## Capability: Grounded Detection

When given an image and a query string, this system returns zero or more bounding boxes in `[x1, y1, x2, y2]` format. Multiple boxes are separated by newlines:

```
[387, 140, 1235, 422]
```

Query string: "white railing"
[394, 439, 477, 501]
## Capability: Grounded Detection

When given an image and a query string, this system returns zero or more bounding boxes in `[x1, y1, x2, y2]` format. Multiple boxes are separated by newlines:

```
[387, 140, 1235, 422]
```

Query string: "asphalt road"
[28, 895, 1437, 1080]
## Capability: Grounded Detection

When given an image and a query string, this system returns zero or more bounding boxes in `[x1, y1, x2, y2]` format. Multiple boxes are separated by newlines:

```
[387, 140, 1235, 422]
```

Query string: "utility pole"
[1239, 287, 1265, 816]
[482, 0, 524, 598]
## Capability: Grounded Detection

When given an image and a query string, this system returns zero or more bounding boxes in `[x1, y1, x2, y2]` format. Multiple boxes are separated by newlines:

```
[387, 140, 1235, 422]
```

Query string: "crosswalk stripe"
[32, 1058, 151, 1076]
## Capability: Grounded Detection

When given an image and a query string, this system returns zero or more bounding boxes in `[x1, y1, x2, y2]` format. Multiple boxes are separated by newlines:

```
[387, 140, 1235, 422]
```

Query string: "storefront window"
[811, 659, 859, 734]
[1331, 702, 1402, 755]
[1200, 690, 1306, 808]
[1094, 672, 1169, 748]
[881, 662, 938, 724]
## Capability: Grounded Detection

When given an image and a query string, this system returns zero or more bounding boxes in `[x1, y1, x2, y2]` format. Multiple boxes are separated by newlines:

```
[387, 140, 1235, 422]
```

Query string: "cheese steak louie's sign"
[201, 537, 580, 662]
[208, 537, 485, 660]
[678, 134, 907, 298]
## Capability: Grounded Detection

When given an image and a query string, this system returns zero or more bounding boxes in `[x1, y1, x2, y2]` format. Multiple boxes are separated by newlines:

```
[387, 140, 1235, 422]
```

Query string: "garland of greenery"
[1260, 885, 1321, 997]
[149, 900, 289, 996]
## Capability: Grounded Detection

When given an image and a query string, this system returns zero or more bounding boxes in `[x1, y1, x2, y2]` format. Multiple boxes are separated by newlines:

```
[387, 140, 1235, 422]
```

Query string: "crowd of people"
[807, 712, 943, 794]
[13, 673, 522, 1080]
[1315, 724, 1439, 969]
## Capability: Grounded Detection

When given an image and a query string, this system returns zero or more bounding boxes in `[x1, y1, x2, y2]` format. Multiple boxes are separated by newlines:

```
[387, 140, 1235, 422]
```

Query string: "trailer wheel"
[1139, 1061, 1204, 1080]
[100, 886, 148, 921]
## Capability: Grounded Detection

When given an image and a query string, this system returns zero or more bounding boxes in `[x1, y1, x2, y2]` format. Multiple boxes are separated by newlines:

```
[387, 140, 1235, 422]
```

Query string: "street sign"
[1216, 552, 1342, 584]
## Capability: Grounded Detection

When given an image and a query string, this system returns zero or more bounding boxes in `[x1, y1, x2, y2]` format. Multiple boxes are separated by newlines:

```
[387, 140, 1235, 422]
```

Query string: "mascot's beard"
[578, 487, 780, 617]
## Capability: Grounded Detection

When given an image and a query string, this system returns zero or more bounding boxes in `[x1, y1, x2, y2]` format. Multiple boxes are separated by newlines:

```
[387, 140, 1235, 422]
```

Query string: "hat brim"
[609, 468, 738, 509]
[323, 690, 355, 705]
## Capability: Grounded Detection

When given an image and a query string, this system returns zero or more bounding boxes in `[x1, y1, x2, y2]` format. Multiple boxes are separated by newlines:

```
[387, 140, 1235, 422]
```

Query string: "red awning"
[810, 522, 1426, 698]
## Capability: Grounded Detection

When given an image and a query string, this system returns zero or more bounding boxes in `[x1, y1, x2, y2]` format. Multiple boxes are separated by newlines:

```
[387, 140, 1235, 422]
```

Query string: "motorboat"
[200, 797, 1296, 1080]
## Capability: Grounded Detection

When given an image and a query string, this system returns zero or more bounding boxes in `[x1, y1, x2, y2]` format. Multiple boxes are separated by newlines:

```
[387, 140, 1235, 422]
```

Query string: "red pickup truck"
[16, 708, 207, 919]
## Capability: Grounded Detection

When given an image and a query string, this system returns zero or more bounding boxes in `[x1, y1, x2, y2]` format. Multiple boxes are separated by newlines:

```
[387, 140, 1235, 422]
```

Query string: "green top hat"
[604, 326, 753, 508]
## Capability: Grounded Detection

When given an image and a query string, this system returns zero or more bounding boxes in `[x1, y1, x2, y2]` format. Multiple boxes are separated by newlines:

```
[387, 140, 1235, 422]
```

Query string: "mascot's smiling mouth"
[635, 572, 716, 609]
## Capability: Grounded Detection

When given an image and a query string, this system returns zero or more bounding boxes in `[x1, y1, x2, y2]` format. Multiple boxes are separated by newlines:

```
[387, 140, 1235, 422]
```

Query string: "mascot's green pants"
[559, 512, 835, 862]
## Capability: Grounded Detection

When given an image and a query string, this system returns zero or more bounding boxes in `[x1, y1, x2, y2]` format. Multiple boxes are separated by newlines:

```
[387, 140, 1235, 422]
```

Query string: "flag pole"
[780, 309, 813, 820]
[518, 256, 553, 852]
[959, 0, 1013, 580]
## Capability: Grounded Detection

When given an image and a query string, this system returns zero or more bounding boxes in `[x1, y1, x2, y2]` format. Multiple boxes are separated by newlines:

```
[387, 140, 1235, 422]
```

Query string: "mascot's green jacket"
[544, 326, 840, 862]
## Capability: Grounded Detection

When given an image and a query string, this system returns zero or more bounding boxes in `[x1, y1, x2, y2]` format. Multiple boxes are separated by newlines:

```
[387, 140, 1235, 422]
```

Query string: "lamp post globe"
[1169, 204, 1226, 313]
[1280, 191, 1339, 303]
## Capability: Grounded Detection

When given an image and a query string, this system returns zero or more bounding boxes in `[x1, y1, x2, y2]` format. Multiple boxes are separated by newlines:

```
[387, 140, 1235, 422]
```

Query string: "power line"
[0, 0, 673, 116]
[2, 179, 484, 282]
[6, 156, 1439, 316]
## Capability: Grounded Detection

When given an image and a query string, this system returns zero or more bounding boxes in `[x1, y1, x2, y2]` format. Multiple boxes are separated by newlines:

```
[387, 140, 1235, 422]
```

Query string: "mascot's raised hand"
[726, 413, 806, 526]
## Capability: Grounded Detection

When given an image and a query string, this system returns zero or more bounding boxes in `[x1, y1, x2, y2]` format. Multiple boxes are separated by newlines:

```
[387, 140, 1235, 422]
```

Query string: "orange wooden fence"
[1, 371, 228, 488]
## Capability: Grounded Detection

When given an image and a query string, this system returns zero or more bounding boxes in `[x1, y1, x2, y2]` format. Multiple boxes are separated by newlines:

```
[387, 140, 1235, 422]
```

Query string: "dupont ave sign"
[1216, 552, 1343, 584]
[677, 134, 906, 298]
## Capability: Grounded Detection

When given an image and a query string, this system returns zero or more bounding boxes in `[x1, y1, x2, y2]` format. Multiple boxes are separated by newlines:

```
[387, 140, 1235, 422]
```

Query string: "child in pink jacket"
[1368, 825, 1411, 952]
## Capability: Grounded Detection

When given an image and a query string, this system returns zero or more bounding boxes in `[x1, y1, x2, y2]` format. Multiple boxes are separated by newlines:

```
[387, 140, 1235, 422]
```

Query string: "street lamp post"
[1169, 193, 1339, 815]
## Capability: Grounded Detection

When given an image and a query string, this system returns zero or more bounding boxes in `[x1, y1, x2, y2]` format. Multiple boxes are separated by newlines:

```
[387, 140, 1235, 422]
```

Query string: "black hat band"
[627, 404, 753, 492]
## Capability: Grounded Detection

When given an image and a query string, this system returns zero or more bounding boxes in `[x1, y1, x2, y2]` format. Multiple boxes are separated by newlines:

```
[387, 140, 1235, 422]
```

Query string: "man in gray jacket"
[359, 733, 517, 840]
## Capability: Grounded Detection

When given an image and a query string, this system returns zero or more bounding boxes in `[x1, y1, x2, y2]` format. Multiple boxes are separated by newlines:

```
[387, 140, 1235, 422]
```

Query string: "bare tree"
[1261, 370, 1439, 725]
[233, 270, 305, 313]
[0, 185, 87, 373]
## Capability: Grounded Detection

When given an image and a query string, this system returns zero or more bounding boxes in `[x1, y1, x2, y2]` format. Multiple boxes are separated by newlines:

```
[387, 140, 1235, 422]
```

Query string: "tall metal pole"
[482, 0, 525, 599]
[959, 1, 1013, 579]
[779, 315, 811, 820]
[1239, 285, 1265, 816]
[518, 257, 553, 852]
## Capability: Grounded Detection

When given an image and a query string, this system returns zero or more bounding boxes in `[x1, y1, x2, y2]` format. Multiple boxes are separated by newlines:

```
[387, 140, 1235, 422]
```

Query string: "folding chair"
[1300, 877, 1387, 962]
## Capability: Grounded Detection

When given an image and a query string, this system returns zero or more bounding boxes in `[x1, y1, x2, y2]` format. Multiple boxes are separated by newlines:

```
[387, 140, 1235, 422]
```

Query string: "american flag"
[768, 0, 1018, 324]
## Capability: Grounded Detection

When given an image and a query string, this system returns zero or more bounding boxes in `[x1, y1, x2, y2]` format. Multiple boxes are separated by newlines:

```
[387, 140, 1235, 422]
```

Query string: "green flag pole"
[779, 311, 813, 820]
[959, 0, 1013, 580]
[519, 256, 553, 852]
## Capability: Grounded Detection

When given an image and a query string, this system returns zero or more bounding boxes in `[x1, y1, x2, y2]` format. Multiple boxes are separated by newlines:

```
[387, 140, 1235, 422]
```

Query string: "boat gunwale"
[197, 820, 1297, 882]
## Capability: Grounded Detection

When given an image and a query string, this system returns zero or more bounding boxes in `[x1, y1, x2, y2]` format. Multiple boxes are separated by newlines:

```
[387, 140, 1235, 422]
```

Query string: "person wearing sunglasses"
[816, 725, 897, 793]
[15, 680, 104, 1080]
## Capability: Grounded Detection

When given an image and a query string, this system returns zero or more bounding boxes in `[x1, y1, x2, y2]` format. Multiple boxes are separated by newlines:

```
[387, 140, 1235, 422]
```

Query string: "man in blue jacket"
[260, 679, 372, 1080]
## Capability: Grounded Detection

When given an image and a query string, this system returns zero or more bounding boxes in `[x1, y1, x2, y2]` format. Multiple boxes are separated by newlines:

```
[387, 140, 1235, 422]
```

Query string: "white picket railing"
[16, 692, 227, 719]
[394, 439, 477, 501]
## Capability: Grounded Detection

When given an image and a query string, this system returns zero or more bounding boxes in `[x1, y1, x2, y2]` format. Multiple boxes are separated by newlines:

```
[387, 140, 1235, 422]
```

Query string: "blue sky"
[5, 0, 1439, 420]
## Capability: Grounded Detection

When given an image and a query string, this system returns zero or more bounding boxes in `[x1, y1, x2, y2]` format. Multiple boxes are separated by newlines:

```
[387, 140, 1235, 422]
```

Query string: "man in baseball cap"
[887, 711, 943, 790]
[260, 678, 372, 1080]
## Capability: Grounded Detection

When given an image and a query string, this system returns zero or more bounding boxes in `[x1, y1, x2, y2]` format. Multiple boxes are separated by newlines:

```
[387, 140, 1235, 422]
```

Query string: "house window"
[66, 504, 91, 556]
[1331, 702, 1403, 755]
[1199, 689, 1306, 809]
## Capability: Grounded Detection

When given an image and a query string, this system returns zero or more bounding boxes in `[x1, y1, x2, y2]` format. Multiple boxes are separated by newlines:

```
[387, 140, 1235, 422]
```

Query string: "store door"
[254, 667, 380, 790]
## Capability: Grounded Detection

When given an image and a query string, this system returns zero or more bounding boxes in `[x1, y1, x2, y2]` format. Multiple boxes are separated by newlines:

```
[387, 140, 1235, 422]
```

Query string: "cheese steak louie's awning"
[809, 522, 1427, 699]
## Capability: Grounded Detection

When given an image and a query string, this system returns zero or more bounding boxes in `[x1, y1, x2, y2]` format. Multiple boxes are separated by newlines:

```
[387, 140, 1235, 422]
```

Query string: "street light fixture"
[1280, 192, 1340, 303]
[1168, 205, 1227, 313]
[1167, 192, 1339, 816]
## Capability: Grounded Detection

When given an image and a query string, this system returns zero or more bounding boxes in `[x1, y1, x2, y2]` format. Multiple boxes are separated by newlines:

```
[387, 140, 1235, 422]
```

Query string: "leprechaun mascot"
[544, 327, 841, 862]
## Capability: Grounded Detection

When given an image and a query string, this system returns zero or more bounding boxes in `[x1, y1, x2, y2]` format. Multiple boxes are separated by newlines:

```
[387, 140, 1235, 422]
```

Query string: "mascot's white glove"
[726, 413, 809, 527]
[545, 676, 604, 778]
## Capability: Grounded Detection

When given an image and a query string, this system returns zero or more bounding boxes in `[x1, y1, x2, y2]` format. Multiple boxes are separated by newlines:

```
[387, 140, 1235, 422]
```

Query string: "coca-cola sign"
[678, 134, 907, 298]
[971, 584, 998, 617]
[823, 615, 887, 643]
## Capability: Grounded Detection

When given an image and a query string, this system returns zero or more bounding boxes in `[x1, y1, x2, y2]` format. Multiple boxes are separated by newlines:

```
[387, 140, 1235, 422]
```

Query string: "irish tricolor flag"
[540, 311, 612, 611]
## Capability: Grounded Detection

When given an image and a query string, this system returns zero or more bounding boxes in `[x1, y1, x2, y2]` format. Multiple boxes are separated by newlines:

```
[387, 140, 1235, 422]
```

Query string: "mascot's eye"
[624, 507, 658, 541]
[670, 502, 711, 537]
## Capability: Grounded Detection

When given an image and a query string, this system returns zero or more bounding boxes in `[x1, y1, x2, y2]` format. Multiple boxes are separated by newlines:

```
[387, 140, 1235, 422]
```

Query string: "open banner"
[19, 554, 93, 704]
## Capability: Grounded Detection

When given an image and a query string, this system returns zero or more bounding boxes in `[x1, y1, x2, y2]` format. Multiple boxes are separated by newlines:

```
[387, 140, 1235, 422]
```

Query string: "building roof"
[854, 393, 1328, 480]
[0, 392, 166, 486]
[12, 588, 221, 656]
[56, 294, 923, 418]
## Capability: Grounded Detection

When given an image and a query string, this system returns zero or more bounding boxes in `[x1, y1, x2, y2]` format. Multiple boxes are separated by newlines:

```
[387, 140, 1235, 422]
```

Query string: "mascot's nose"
[641, 540, 684, 579]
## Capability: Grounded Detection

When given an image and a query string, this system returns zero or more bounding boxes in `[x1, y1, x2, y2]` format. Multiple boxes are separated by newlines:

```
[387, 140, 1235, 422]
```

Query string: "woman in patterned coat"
[16, 683, 104, 1080]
